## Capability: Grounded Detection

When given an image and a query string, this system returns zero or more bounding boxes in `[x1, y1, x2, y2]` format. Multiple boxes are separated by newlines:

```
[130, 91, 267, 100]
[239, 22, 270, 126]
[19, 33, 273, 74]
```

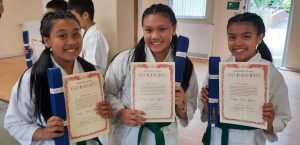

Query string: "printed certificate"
[63, 71, 109, 143]
[219, 62, 270, 129]
[131, 62, 175, 122]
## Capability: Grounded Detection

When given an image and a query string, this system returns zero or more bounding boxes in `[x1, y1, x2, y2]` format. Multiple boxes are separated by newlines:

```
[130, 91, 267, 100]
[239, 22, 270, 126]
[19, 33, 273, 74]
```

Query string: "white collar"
[145, 45, 173, 62]
[50, 55, 81, 75]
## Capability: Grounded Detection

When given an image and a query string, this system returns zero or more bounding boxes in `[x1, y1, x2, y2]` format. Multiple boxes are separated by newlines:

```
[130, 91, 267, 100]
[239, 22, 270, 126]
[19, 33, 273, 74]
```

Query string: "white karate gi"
[105, 46, 199, 145]
[81, 24, 109, 73]
[4, 56, 103, 145]
[198, 52, 292, 145]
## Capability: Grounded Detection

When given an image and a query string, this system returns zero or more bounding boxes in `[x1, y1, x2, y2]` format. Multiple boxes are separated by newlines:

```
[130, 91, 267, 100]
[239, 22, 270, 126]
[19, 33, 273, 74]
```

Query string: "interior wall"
[211, 0, 244, 58]
[283, 0, 300, 70]
[93, 0, 118, 61]
[0, 0, 43, 58]
[84, 0, 136, 61]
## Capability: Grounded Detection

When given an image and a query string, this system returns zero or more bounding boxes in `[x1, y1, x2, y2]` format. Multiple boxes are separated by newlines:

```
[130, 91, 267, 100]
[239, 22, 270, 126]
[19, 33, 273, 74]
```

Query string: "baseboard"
[279, 67, 300, 72]
[187, 52, 208, 59]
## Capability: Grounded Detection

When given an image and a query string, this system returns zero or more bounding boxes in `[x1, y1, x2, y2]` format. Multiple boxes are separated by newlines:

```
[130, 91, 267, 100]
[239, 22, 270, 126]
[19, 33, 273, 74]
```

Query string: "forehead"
[51, 19, 80, 31]
[227, 22, 257, 34]
[143, 14, 173, 27]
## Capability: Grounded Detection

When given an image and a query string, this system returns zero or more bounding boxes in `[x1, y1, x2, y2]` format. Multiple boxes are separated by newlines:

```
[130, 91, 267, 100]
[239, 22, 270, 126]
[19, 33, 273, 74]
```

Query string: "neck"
[153, 50, 169, 62]
[83, 22, 95, 31]
[53, 56, 74, 75]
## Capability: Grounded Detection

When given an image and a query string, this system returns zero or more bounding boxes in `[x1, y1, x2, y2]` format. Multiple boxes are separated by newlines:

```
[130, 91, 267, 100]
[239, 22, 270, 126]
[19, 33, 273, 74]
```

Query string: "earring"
[50, 48, 53, 51]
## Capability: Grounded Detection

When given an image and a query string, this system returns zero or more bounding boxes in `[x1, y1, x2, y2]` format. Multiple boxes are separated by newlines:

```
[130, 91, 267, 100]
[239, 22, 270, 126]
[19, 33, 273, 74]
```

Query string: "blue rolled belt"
[22, 31, 32, 68]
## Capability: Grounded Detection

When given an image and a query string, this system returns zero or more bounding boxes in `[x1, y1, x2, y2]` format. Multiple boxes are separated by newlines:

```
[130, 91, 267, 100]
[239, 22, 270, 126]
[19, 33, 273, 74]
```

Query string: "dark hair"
[17, 11, 95, 123]
[46, 0, 67, 12]
[227, 12, 273, 62]
[67, 0, 94, 20]
[132, 4, 193, 91]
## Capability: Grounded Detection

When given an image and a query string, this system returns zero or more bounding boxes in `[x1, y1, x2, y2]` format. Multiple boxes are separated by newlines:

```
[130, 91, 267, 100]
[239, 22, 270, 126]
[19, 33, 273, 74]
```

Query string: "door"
[245, 0, 292, 67]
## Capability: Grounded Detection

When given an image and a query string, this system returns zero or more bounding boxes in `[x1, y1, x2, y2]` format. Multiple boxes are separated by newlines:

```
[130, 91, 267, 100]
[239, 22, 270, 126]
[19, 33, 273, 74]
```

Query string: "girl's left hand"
[262, 103, 275, 133]
[175, 86, 185, 110]
[95, 101, 112, 119]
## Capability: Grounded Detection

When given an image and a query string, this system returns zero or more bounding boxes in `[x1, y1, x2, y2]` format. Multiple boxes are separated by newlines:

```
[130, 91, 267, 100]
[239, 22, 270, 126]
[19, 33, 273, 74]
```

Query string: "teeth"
[66, 49, 76, 52]
[235, 49, 244, 53]
[152, 42, 161, 45]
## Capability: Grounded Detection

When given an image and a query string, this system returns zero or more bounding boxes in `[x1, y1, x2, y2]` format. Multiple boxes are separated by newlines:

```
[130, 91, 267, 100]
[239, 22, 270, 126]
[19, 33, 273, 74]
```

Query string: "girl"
[4, 11, 112, 145]
[104, 4, 199, 145]
[199, 12, 292, 145]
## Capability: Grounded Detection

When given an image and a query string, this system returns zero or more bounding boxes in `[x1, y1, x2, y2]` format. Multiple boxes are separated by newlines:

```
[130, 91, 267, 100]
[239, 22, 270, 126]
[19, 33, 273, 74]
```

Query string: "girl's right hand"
[117, 109, 145, 126]
[201, 86, 209, 113]
[33, 116, 64, 141]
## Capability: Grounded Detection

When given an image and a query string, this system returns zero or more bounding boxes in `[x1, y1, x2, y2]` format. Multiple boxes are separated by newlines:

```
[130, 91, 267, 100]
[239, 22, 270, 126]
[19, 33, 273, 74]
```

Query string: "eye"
[58, 34, 67, 39]
[228, 35, 236, 40]
[242, 35, 251, 40]
[73, 32, 81, 37]
[145, 28, 152, 33]
[159, 28, 166, 32]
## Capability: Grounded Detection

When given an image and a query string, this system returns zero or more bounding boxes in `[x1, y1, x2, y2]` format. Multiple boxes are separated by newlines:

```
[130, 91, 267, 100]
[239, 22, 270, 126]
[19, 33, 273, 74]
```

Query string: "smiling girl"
[199, 12, 292, 145]
[105, 4, 198, 145]
[4, 11, 111, 145]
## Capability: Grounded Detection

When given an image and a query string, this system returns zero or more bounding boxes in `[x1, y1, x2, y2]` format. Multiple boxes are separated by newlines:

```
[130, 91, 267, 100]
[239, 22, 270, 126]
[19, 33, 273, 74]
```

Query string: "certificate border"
[131, 63, 175, 121]
[220, 63, 269, 126]
[64, 71, 109, 141]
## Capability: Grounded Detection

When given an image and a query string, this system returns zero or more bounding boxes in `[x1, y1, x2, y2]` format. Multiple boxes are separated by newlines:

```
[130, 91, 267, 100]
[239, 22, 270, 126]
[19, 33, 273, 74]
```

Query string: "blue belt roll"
[22, 31, 32, 68]
[47, 67, 70, 145]
[175, 35, 189, 86]
[208, 57, 221, 127]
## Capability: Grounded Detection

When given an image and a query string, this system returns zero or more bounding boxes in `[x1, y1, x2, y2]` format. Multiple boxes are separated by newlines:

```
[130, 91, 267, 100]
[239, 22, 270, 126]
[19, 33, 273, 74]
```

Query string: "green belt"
[203, 123, 256, 145]
[77, 137, 102, 145]
[137, 122, 171, 145]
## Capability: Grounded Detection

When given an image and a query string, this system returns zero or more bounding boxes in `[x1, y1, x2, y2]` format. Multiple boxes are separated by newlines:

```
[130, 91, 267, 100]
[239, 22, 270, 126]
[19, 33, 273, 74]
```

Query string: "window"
[169, 0, 207, 19]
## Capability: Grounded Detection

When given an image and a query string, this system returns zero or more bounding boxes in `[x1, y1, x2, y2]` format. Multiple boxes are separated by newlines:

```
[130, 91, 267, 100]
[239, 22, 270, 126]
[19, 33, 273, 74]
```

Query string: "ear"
[82, 12, 90, 20]
[257, 33, 264, 44]
[43, 37, 51, 48]
[172, 25, 177, 36]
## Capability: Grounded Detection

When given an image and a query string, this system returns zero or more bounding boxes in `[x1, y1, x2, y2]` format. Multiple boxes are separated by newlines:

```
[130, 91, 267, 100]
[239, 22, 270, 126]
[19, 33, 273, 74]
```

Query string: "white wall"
[211, 0, 244, 58]
[283, 0, 300, 70]
[0, 0, 43, 58]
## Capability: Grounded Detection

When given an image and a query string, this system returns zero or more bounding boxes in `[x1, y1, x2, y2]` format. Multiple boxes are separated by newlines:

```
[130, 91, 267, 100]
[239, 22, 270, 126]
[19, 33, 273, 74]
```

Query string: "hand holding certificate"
[131, 62, 175, 122]
[219, 62, 270, 129]
[63, 71, 109, 143]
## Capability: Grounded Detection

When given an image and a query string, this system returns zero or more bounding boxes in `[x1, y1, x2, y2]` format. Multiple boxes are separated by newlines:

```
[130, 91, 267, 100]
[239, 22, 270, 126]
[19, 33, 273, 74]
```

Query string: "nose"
[233, 37, 244, 46]
[151, 31, 160, 40]
[66, 36, 77, 45]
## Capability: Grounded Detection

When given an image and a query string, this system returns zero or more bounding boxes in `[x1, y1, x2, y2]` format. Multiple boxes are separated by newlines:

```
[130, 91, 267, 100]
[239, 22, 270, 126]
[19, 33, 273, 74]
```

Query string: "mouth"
[64, 48, 77, 53]
[232, 48, 246, 54]
[151, 41, 162, 46]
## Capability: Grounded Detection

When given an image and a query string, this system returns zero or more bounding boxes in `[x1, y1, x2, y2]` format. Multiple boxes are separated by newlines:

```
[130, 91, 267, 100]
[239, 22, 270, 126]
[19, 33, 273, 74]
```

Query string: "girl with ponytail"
[105, 3, 198, 145]
[199, 12, 291, 145]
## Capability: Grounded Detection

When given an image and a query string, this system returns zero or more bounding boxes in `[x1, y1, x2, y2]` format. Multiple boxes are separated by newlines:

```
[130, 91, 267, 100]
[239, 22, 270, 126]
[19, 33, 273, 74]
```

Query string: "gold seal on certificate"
[131, 62, 175, 122]
[219, 62, 270, 129]
[63, 71, 109, 143]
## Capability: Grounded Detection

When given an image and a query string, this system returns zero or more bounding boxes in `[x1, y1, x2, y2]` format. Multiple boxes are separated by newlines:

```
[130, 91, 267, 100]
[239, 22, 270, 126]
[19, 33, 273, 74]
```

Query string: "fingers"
[95, 101, 112, 118]
[201, 86, 209, 104]
[175, 86, 185, 106]
[262, 103, 275, 122]
[120, 109, 146, 126]
[44, 116, 65, 139]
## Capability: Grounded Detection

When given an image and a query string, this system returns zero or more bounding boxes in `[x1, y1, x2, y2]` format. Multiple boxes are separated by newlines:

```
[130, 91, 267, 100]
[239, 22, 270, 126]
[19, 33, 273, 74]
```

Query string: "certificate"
[219, 62, 270, 129]
[131, 62, 175, 122]
[63, 71, 109, 143]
